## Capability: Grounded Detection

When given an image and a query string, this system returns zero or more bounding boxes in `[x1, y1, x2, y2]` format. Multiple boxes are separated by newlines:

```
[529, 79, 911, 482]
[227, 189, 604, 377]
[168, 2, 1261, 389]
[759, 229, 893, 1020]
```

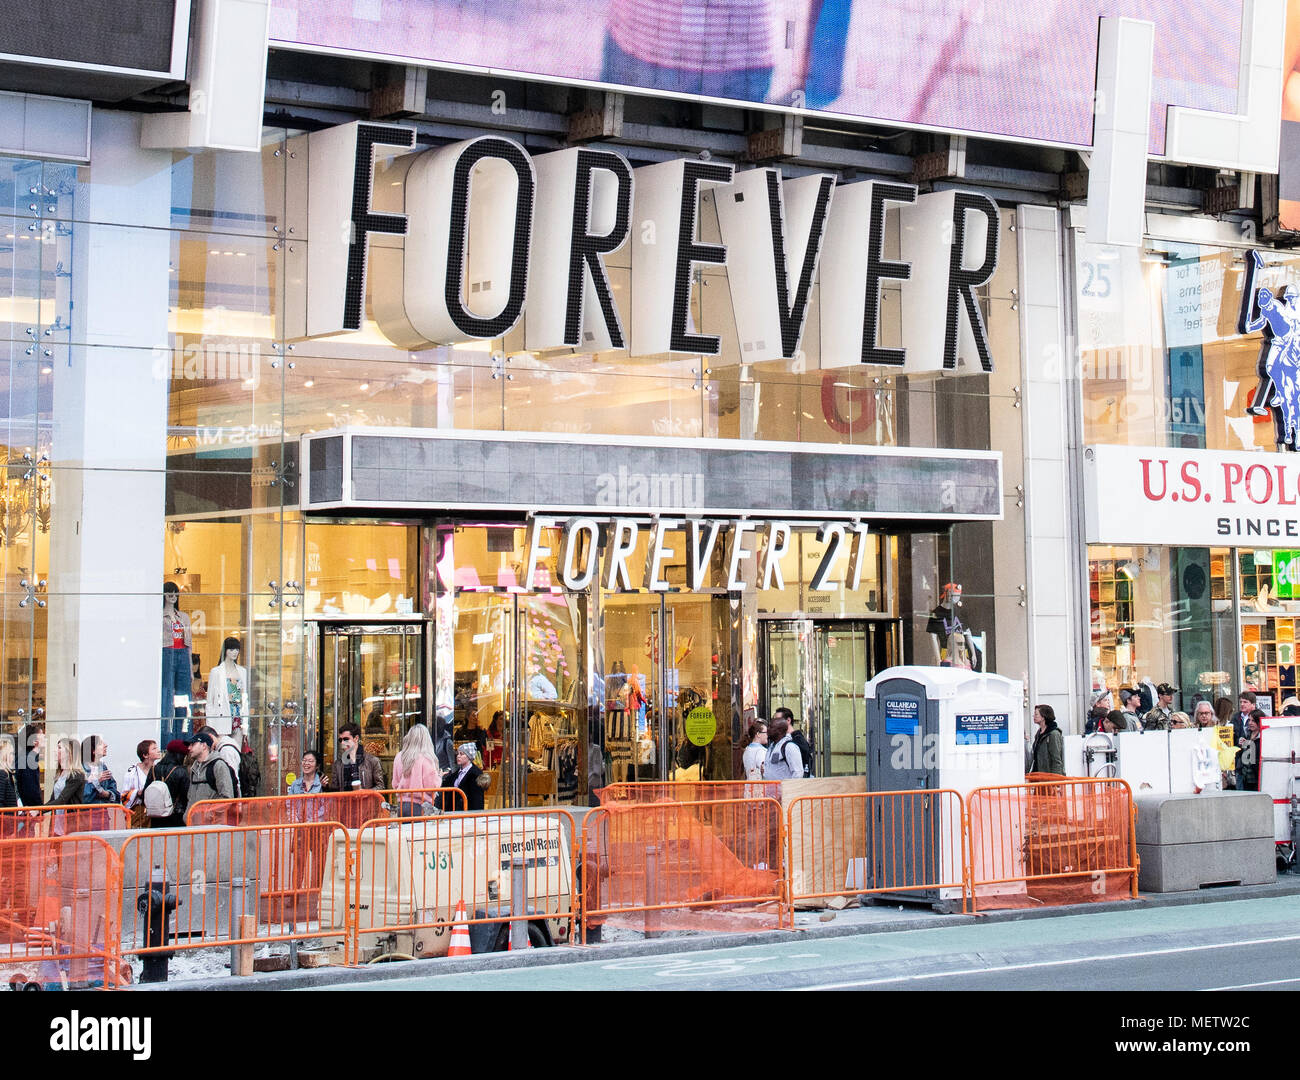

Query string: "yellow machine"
[319, 814, 573, 959]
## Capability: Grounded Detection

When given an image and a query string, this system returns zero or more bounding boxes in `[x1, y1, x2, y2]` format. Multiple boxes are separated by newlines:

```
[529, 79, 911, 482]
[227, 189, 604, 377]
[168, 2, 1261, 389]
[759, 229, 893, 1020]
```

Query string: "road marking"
[600, 955, 779, 978]
[1200, 977, 1300, 990]
[793, 932, 1300, 991]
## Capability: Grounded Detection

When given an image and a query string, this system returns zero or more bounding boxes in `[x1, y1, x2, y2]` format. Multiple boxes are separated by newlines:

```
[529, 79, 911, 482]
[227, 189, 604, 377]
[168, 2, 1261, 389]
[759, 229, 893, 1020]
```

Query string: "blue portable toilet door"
[867, 678, 941, 896]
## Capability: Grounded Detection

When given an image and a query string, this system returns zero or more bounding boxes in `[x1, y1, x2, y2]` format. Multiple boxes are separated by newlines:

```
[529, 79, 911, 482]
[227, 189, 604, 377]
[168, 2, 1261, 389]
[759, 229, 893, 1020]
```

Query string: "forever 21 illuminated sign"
[286, 121, 1000, 374]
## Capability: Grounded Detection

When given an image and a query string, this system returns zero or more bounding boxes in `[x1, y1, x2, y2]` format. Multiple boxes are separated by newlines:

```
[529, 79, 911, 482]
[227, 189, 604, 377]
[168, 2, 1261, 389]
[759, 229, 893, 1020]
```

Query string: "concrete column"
[1016, 204, 1086, 731]
[47, 110, 171, 782]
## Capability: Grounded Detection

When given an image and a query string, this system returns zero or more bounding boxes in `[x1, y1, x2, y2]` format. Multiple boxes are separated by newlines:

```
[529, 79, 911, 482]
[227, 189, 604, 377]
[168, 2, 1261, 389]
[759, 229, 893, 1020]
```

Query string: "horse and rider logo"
[1239, 249, 1300, 451]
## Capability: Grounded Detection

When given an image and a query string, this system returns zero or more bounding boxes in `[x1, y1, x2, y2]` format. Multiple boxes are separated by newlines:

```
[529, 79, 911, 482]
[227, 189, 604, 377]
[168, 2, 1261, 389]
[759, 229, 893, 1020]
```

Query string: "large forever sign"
[287, 121, 1000, 373]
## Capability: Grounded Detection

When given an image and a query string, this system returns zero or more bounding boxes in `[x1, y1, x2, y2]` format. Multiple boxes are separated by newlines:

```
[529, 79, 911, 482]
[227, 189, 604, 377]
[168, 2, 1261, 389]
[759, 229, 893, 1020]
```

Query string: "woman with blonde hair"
[391, 723, 443, 817]
[49, 737, 86, 836]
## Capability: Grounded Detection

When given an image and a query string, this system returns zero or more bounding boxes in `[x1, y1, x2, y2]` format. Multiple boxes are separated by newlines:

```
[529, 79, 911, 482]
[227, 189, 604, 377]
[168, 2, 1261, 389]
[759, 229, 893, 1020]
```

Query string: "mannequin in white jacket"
[206, 636, 249, 732]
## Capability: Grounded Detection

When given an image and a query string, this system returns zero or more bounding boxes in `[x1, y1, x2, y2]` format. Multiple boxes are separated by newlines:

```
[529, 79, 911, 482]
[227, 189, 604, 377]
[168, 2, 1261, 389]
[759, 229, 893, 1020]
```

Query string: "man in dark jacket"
[15, 723, 43, 806]
[146, 739, 191, 828]
[330, 724, 385, 791]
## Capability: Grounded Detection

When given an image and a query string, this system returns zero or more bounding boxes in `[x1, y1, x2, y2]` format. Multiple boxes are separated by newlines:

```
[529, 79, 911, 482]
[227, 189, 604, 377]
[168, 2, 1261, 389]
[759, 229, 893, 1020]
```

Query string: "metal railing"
[785, 789, 968, 911]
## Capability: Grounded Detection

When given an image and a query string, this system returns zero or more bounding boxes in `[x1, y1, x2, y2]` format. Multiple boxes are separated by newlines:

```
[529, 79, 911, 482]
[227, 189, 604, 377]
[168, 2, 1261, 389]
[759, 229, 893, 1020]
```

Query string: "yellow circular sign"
[685, 706, 717, 746]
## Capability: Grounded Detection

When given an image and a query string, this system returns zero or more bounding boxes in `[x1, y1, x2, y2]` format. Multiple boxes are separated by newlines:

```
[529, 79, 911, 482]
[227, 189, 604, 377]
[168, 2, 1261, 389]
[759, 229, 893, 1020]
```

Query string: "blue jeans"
[601, 35, 773, 103]
[161, 646, 191, 744]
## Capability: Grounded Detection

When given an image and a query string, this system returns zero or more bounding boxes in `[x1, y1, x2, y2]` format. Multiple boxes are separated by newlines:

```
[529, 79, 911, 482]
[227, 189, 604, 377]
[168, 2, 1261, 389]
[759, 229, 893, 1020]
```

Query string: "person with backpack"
[774, 707, 814, 777]
[144, 740, 190, 828]
[205, 725, 245, 799]
[187, 730, 236, 807]
[764, 717, 803, 781]
[122, 740, 161, 827]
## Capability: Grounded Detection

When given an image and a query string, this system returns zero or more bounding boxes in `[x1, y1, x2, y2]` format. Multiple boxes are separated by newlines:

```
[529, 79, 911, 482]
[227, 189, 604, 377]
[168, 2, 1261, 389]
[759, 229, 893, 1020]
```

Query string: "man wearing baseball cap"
[1143, 683, 1178, 731]
[187, 729, 236, 804]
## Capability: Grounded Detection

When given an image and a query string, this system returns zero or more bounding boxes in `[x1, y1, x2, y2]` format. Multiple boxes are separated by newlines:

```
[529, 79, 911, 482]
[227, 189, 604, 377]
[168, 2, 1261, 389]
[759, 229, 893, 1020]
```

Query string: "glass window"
[1078, 239, 1300, 453]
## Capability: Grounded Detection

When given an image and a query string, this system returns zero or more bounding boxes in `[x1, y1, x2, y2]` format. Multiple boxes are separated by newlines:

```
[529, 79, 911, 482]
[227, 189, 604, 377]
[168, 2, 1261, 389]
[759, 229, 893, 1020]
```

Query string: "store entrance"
[449, 592, 586, 808]
[319, 623, 424, 785]
[760, 619, 899, 776]
[598, 592, 733, 786]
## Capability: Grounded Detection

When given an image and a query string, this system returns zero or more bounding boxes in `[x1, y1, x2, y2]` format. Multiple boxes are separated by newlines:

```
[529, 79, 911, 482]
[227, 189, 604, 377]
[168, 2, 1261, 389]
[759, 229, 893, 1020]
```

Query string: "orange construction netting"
[581, 797, 786, 939]
[0, 804, 128, 838]
[786, 790, 967, 909]
[967, 775, 1137, 911]
[186, 788, 465, 829]
[596, 781, 783, 805]
[0, 835, 124, 989]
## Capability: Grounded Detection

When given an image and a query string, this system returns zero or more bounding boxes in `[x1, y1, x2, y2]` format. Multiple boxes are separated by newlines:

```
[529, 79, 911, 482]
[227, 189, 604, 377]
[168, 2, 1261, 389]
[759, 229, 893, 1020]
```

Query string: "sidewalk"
[130, 871, 1300, 992]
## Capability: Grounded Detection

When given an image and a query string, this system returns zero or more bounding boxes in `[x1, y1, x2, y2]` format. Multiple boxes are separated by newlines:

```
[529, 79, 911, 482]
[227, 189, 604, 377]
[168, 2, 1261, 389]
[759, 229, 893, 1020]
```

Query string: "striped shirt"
[608, 0, 775, 72]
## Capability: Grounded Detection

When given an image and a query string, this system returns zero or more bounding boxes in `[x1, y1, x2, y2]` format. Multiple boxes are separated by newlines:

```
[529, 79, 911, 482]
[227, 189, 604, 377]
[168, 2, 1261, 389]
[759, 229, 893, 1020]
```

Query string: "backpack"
[143, 766, 179, 819]
[765, 737, 801, 781]
[790, 730, 814, 778]
[205, 757, 239, 798]
[214, 739, 244, 798]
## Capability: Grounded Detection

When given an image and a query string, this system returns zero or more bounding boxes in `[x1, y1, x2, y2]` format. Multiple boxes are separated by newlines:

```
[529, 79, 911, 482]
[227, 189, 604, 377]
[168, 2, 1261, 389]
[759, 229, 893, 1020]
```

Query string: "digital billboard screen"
[268, 0, 1243, 153]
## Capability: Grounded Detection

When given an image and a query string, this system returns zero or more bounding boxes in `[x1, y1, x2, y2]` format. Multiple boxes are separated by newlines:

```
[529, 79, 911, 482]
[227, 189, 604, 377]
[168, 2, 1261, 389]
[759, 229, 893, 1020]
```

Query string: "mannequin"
[925, 583, 983, 671]
[161, 582, 193, 741]
[206, 636, 250, 731]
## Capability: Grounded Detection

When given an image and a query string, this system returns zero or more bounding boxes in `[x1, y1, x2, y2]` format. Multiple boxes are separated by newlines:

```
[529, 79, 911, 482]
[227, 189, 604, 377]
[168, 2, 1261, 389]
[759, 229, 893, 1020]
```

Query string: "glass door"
[762, 618, 899, 777]
[762, 618, 815, 746]
[450, 592, 512, 806]
[319, 624, 424, 783]
[600, 593, 664, 783]
[820, 623, 875, 776]
[448, 592, 585, 807]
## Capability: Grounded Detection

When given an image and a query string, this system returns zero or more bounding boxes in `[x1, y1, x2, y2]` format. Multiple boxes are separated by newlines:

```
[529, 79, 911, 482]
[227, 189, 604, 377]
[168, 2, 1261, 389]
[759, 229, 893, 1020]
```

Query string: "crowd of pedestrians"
[0, 712, 503, 828]
[1080, 682, 1286, 791]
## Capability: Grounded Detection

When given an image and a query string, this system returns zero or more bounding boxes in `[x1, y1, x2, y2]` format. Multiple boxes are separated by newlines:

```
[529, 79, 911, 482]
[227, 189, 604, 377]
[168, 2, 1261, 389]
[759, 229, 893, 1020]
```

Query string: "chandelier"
[1, 451, 50, 548]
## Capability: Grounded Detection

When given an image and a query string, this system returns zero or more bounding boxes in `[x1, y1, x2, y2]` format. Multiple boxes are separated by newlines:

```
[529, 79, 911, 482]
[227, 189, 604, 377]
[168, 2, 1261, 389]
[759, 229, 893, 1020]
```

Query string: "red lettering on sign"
[1277, 465, 1298, 506]
[1245, 463, 1274, 504]
[821, 374, 876, 435]
[1140, 458, 1168, 500]
[1179, 461, 1202, 502]
[1222, 463, 1243, 503]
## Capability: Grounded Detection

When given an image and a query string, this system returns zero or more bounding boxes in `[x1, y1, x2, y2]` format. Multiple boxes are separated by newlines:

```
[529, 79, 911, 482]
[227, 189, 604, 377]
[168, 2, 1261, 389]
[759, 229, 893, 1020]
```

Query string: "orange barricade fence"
[341, 809, 576, 964]
[966, 777, 1138, 912]
[785, 790, 968, 912]
[378, 788, 468, 815]
[119, 822, 351, 970]
[0, 834, 124, 989]
[186, 788, 466, 829]
[580, 797, 788, 943]
[596, 780, 783, 805]
[0, 803, 129, 838]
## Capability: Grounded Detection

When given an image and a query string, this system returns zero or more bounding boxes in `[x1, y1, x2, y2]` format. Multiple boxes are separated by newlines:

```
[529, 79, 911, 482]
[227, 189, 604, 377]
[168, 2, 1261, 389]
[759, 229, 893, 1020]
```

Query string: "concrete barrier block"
[1134, 791, 1272, 845]
[1137, 837, 1275, 892]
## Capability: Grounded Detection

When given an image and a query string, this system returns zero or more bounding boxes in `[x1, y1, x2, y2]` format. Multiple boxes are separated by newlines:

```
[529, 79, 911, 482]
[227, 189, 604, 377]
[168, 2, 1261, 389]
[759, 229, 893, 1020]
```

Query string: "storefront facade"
[0, 111, 1028, 801]
[1078, 226, 1300, 717]
[0, 0, 1279, 792]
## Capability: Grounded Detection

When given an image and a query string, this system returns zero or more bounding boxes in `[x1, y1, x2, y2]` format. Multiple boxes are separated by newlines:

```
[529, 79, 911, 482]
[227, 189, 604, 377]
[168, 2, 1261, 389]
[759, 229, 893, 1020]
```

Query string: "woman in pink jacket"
[391, 723, 443, 818]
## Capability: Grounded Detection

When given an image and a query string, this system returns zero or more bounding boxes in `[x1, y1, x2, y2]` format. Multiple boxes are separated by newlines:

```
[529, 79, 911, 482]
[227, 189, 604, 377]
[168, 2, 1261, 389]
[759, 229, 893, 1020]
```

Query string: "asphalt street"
[301, 893, 1300, 992]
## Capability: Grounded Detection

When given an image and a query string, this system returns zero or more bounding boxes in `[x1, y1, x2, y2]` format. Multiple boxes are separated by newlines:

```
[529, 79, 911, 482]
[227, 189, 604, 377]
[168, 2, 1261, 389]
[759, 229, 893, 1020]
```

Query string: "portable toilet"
[863, 666, 1024, 907]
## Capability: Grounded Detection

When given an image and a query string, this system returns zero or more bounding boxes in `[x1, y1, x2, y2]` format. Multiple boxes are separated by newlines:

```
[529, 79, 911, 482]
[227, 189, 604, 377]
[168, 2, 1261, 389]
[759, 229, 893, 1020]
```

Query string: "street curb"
[128, 874, 1300, 992]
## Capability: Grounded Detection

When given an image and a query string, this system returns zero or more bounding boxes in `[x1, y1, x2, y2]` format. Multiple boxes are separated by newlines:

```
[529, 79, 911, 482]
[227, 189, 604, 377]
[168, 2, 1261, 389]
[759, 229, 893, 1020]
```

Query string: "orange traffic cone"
[507, 922, 532, 950]
[447, 902, 472, 957]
